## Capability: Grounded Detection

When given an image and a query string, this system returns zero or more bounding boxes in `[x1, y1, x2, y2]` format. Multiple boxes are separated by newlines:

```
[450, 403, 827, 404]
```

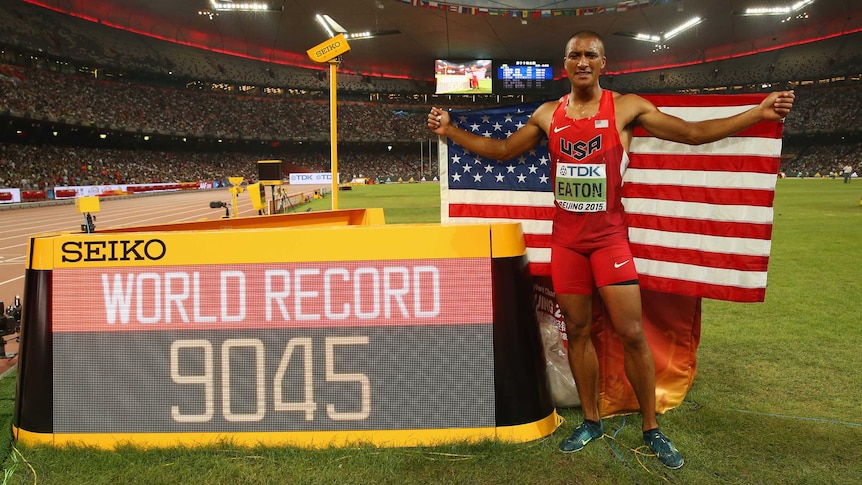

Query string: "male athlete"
[428, 30, 795, 469]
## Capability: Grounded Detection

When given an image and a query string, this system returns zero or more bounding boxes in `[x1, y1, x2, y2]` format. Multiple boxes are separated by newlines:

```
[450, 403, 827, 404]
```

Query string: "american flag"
[439, 94, 784, 303]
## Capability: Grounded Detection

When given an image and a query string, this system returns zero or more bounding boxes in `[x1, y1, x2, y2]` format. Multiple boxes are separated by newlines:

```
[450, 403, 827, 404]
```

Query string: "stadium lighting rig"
[199, 0, 281, 19]
[315, 13, 400, 41]
[315, 14, 348, 38]
[734, 0, 814, 16]
[615, 16, 703, 48]
[208, 1, 282, 12]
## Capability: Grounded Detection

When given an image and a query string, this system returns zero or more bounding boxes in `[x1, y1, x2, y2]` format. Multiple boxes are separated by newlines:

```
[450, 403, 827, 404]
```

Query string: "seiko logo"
[61, 239, 167, 263]
[315, 41, 342, 58]
[560, 134, 602, 161]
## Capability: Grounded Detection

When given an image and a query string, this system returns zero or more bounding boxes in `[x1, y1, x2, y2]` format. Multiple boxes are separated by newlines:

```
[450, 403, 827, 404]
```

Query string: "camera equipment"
[209, 200, 229, 218]
[81, 212, 96, 233]
[76, 196, 99, 233]
[0, 296, 21, 359]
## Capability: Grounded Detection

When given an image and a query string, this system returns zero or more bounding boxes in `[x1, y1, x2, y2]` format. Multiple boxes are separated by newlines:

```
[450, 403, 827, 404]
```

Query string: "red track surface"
[0, 186, 326, 375]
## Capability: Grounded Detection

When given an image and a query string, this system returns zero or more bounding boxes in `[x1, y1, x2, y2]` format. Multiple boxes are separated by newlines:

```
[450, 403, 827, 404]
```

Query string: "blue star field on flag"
[446, 102, 554, 192]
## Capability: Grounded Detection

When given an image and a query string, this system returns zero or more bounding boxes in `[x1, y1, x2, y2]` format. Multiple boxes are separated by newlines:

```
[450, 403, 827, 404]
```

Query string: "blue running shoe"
[643, 429, 684, 469]
[559, 420, 603, 453]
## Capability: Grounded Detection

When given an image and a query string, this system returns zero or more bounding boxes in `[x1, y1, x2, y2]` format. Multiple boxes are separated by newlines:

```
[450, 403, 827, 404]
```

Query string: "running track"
[0, 185, 326, 372]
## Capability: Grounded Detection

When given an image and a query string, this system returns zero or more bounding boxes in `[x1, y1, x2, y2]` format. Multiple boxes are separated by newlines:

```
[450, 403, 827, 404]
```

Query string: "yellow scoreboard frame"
[14, 209, 559, 448]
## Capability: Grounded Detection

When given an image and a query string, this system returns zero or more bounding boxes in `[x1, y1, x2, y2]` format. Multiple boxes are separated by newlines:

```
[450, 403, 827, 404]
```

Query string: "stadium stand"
[0, 0, 860, 191]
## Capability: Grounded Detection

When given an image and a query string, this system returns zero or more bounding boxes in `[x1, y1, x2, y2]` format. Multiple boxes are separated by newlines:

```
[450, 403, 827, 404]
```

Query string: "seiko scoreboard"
[14, 209, 558, 448]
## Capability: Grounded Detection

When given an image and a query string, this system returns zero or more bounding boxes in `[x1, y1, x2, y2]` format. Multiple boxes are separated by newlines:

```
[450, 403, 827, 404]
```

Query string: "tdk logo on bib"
[558, 164, 605, 178]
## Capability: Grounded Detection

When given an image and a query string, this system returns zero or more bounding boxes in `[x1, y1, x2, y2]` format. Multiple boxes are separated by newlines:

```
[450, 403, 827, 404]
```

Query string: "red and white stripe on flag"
[439, 94, 784, 302]
[626, 94, 783, 302]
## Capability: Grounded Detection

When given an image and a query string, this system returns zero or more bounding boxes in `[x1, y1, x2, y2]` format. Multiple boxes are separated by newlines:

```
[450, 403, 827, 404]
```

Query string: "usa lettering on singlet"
[555, 162, 607, 212]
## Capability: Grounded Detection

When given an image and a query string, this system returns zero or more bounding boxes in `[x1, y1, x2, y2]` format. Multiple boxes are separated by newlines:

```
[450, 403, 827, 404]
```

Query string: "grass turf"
[2, 179, 861, 484]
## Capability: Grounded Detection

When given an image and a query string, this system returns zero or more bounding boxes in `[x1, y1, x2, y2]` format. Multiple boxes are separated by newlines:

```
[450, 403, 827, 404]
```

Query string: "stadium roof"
[23, 0, 862, 81]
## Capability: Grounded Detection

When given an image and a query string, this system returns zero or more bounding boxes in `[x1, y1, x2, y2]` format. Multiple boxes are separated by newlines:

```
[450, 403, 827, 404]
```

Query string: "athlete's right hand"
[427, 107, 450, 136]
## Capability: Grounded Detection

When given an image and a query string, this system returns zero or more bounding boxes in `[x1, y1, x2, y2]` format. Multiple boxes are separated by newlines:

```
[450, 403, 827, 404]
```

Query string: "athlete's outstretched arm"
[427, 103, 554, 161]
[624, 90, 795, 145]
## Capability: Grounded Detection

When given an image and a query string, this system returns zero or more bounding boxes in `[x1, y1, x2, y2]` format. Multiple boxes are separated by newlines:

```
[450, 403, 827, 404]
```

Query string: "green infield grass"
[2, 179, 860, 484]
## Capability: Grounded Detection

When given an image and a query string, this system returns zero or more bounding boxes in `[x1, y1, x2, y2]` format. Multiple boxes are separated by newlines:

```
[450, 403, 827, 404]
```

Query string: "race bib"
[555, 162, 607, 212]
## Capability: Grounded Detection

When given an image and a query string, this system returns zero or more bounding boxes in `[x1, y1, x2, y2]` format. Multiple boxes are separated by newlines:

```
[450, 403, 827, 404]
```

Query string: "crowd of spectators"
[0, 1, 433, 94]
[608, 33, 862, 94]
[5, 57, 861, 141]
[1, 0, 861, 191]
[0, 63, 429, 141]
[2, 56, 862, 189]
[782, 84, 862, 135]
[780, 141, 861, 179]
[777, 84, 862, 177]
[0, 143, 434, 190]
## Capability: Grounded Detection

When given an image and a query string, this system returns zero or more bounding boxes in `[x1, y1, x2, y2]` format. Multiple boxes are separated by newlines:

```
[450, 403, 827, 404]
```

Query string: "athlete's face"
[564, 36, 606, 88]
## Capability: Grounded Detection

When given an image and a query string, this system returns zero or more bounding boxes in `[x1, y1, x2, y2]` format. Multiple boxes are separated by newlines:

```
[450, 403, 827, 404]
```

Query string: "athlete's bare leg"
[596, 283, 657, 431]
[558, 285, 658, 431]
[557, 293, 601, 423]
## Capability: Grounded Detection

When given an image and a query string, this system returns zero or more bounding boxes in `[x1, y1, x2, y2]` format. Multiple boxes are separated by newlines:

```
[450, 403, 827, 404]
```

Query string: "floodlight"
[315, 14, 348, 38]
[735, 0, 813, 16]
[209, 1, 281, 12]
[662, 17, 702, 40]
[315, 14, 399, 40]
[346, 29, 400, 40]
[635, 33, 661, 43]
[615, 16, 703, 45]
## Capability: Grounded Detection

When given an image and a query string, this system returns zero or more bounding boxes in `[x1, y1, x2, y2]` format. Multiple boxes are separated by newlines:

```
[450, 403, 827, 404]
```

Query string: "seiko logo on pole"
[306, 33, 351, 63]
[61, 239, 167, 263]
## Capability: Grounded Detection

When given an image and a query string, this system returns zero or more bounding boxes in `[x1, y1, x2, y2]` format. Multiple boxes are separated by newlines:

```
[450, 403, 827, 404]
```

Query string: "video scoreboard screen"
[435, 59, 493, 95]
[493, 60, 555, 95]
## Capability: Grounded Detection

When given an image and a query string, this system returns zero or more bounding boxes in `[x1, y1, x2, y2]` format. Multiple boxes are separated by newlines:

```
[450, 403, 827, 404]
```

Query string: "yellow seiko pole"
[305, 33, 350, 210]
[330, 58, 339, 210]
